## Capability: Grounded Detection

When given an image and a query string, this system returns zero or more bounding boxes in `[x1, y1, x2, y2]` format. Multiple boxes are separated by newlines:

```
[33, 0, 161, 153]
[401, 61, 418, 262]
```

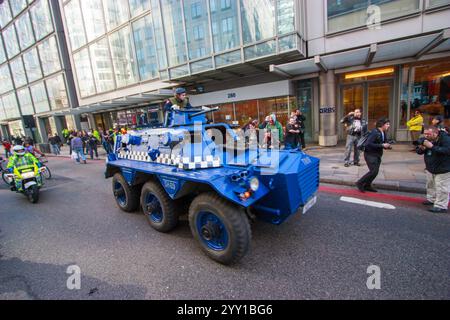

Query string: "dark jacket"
[364, 128, 387, 157]
[417, 133, 450, 174]
[341, 115, 368, 136]
[296, 114, 306, 129]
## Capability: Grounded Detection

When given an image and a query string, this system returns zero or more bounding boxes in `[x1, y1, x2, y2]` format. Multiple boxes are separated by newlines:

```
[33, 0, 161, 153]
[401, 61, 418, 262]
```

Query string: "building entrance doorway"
[341, 79, 393, 135]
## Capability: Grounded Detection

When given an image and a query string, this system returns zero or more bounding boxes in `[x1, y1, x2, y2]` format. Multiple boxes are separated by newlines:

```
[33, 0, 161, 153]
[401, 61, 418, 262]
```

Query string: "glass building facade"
[62, 0, 302, 99]
[0, 0, 73, 141]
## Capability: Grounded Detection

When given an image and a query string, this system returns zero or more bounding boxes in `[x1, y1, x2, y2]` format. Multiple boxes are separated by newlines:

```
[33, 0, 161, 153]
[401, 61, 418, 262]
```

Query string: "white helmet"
[13, 145, 25, 156]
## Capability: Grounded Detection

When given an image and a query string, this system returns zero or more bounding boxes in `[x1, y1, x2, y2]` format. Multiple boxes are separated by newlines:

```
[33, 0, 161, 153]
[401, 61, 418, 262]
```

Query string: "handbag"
[71, 151, 79, 160]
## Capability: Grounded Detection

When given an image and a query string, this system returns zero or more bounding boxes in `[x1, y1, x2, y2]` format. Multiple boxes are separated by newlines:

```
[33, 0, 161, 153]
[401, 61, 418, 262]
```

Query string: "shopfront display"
[400, 58, 450, 129]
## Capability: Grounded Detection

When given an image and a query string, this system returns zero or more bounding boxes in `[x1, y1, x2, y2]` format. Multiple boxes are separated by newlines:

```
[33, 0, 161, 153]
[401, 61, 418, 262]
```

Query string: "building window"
[0, 64, 14, 95]
[80, 0, 106, 43]
[0, 2, 13, 28]
[191, 2, 202, 18]
[89, 38, 115, 92]
[427, 0, 450, 8]
[161, 0, 187, 67]
[10, 0, 27, 17]
[10, 57, 28, 88]
[129, 0, 151, 17]
[400, 58, 450, 129]
[240, 0, 276, 45]
[17, 87, 35, 115]
[4, 25, 20, 59]
[327, 0, 421, 34]
[132, 14, 159, 81]
[38, 36, 61, 76]
[277, 0, 296, 35]
[109, 26, 139, 87]
[15, 12, 35, 51]
[73, 48, 96, 97]
[0, 41, 6, 64]
[210, 0, 239, 53]
[46, 74, 69, 110]
[222, 17, 233, 33]
[30, 81, 50, 113]
[193, 25, 204, 40]
[103, 0, 129, 31]
[220, 0, 232, 10]
[64, 0, 87, 51]
[2, 92, 21, 119]
[30, 0, 54, 41]
[23, 48, 42, 83]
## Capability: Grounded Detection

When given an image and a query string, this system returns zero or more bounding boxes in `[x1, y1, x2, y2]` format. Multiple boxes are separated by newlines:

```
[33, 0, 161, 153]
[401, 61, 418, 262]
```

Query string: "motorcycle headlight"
[249, 177, 259, 192]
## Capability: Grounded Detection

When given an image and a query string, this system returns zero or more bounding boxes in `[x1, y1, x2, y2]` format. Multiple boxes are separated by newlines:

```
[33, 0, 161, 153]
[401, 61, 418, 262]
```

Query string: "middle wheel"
[140, 180, 179, 233]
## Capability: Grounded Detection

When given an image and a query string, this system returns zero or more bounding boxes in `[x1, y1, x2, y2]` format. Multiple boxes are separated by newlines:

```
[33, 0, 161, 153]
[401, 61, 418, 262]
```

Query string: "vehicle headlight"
[249, 177, 259, 192]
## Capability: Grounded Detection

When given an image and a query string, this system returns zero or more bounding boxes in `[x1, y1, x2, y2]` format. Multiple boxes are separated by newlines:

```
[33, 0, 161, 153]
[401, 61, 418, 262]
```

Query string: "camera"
[413, 137, 427, 146]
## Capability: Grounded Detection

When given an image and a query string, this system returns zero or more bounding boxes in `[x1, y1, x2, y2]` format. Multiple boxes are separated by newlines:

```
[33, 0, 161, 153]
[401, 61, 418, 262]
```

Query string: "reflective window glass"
[0, 99, 6, 120]
[0, 2, 13, 28]
[30, 0, 53, 41]
[160, 0, 187, 67]
[209, 0, 239, 53]
[277, 0, 295, 35]
[10, 56, 27, 88]
[0, 40, 6, 64]
[46, 74, 69, 110]
[17, 87, 34, 115]
[184, 0, 211, 60]
[428, 0, 450, 7]
[73, 48, 96, 97]
[15, 12, 35, 50]
[129, 0, 150, 17]
[38, 36, 61, 76]
[10, 0, 27, 17]
[4, 25, 20, 58]
[132, 15, 158, 80]
[103, 0, 129, 31]
[327, 0, 421, 33]
[0, 64, 13, 94]
[149, 0, 167, 69]
[241, 0, 275, 45]
[64, 0, 86, 51]
[89, 38, 115, 92]
[30, 81, 50, 113]
[23, 48, 42, 82]
[109, 26, 138, 87]
[81, 0, 106, 43]
[2, 92, 21, 118]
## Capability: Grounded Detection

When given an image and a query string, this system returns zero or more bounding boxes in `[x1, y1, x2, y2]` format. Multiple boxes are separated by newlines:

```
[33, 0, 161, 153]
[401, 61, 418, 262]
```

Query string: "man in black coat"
[295, 110, 306, 149]
[417, 127, 450, 213]
[356, 118, 392, 193]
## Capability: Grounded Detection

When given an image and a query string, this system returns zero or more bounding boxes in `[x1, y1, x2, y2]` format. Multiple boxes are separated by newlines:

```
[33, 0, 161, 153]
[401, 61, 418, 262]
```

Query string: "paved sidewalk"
[306, 143, 427, 194]
[1, 142, 428, 194]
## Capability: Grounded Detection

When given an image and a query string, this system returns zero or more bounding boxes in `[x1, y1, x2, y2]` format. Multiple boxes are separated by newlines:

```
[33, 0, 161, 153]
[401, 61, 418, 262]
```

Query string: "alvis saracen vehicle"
[105, 106, 320, 264]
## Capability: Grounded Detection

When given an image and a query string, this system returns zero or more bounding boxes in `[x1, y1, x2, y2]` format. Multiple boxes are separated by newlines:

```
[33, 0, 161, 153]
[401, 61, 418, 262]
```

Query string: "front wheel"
[27, 185, 39, 203]
[42, 166, 51, 180]
[189, 192, 251, 265]
[112, 173, 140, 212]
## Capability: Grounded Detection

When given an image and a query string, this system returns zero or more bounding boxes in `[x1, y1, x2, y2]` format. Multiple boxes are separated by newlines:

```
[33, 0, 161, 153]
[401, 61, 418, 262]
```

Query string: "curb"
[320, 178, 426, 195]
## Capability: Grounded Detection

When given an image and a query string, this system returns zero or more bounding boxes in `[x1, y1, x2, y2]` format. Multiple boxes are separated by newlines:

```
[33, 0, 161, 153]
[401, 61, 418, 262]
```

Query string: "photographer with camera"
[416, 127, 450, 214]
[341, 109, 368, 167]
[356, 118, 391, 193]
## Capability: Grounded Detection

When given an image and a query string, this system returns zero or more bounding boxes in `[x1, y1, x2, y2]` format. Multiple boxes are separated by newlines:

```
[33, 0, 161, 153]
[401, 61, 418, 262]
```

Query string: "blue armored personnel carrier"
[105, 106, 319, 264]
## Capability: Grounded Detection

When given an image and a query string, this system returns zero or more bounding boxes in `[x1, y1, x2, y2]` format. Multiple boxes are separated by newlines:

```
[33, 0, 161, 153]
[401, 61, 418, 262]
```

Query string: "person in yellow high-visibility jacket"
[407, 109, 424, 143]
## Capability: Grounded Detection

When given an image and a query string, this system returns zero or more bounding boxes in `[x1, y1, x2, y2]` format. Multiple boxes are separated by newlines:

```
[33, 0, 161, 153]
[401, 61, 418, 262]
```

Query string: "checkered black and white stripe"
[177, 155, 221, 170]
[118, 150, 152, 162]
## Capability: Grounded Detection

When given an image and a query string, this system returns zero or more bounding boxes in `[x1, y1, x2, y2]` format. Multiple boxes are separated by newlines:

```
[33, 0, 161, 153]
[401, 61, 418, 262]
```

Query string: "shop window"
[259, 97, 290, 128]
[400, 58, 450, 129]
[213, 103, 235, 124]
[235, 100, 258, 127]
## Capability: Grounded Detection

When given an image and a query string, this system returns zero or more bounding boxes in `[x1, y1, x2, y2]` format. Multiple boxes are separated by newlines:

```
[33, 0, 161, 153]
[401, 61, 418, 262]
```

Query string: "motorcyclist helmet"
[13, 145, 25, 156]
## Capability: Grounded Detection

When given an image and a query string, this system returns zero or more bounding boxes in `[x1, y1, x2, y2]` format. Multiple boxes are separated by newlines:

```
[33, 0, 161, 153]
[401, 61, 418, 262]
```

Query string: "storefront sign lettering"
[227, 93, 237, 99]
[319, 106, 336, 114]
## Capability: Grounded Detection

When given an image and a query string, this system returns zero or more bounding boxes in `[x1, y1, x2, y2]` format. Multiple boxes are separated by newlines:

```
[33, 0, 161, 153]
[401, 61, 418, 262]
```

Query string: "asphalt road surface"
[0, 157, 449, 300]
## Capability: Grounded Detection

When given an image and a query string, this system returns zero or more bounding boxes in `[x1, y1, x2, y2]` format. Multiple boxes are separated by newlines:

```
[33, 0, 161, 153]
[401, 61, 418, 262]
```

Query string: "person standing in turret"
[163, 88, 193, 126]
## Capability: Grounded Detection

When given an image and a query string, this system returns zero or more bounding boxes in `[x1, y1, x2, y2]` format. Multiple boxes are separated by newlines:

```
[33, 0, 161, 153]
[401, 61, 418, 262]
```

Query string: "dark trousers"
[299, 132, 306, 149]
[88, 144, 98, 159]
[357, 153, 382, 187]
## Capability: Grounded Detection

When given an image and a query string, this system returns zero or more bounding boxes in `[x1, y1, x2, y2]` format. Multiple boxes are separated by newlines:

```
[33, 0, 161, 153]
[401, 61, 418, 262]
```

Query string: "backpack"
[356, 131, 371, 151]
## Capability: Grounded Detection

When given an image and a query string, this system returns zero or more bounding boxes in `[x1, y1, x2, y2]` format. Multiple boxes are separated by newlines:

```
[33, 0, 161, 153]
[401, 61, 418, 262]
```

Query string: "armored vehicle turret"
[105, 106, 319, 264]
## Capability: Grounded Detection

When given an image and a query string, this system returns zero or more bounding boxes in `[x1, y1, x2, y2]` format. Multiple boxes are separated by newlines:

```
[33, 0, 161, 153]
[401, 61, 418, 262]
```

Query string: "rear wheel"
[140, 181, 178, 233]
[112, 173, 140, 212]
[189, 192, 251, 265]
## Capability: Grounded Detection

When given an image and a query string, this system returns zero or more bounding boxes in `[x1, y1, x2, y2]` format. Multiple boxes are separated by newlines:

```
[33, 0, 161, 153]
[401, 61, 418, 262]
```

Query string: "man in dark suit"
[356, 118, 392, 193]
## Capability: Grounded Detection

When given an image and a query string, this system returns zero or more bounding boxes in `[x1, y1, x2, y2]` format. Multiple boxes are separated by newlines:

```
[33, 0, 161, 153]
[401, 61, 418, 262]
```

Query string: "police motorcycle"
[4, 147, 45, 203]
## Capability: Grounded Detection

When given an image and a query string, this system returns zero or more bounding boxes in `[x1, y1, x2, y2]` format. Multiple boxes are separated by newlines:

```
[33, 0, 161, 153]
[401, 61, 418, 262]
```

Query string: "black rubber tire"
[27, 185, 39, 204]
[112, 173, 140, 212]
[2, 171, 9, 185]
[42, 166, 52, 180]
[140, 181, 178, 233]
[188, 192, 251, 265]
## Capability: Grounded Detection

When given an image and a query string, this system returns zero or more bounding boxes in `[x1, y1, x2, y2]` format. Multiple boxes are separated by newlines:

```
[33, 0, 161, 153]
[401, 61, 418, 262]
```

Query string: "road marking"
[340, 196, 396, 210]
